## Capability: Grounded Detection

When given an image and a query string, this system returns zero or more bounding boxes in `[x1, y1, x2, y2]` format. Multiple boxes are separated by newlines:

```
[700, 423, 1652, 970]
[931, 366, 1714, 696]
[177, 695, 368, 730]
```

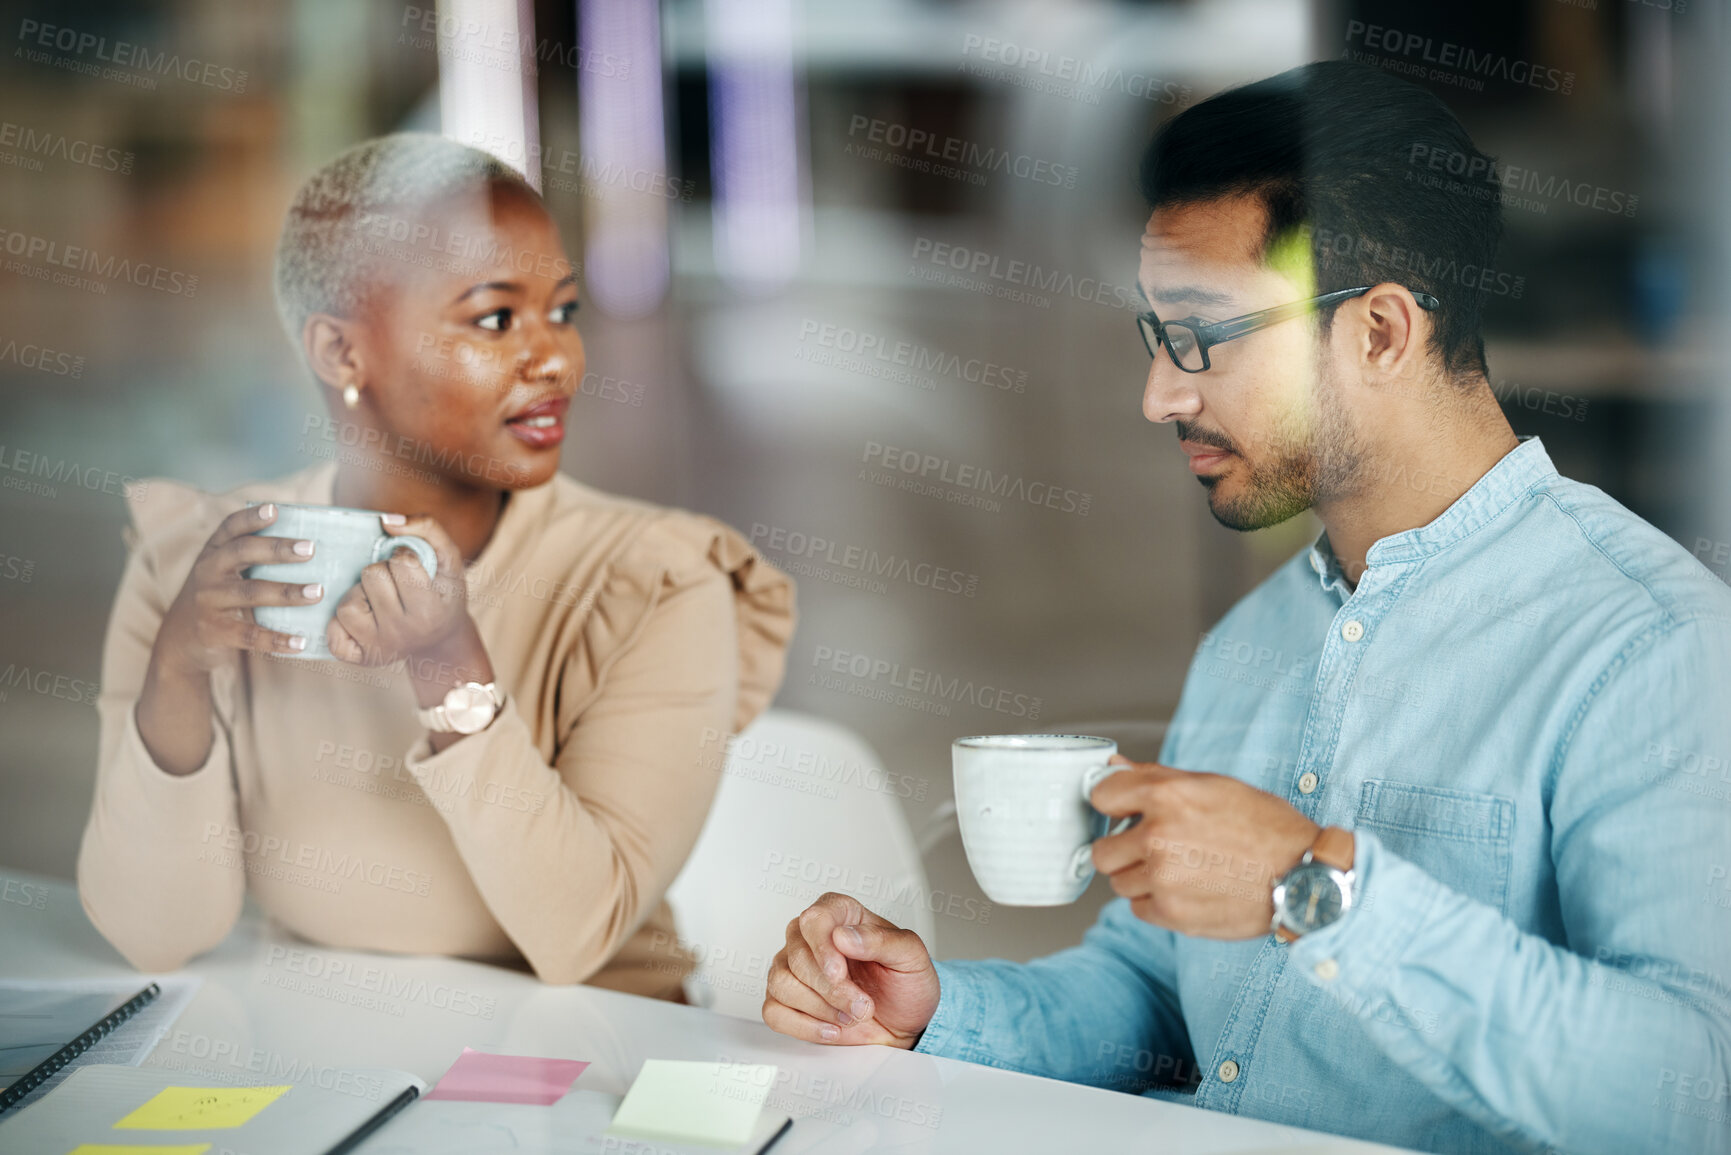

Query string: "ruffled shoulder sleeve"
[118, 477, 238, 604]
[560, 505, 797, 736]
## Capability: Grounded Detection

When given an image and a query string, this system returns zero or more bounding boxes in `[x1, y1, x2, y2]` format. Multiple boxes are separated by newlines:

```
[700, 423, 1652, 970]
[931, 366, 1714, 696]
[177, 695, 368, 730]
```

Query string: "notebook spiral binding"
[0, 981, 161, 1114]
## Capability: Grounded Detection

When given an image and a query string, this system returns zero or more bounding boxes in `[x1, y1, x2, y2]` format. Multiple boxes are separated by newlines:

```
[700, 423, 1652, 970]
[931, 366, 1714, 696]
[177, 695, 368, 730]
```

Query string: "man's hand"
[1090, 757, 1320, 939]
[763, 892, 940, 1048]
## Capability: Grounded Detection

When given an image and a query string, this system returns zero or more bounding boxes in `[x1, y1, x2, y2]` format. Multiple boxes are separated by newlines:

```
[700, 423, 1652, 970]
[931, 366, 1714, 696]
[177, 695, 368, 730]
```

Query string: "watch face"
[444, 684, 497, 734]
[1278, 863, 1347, 934]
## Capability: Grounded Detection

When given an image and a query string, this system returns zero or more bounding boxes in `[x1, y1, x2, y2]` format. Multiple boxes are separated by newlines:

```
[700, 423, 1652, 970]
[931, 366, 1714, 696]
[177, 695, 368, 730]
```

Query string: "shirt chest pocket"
[1355, 780, 1515, 915]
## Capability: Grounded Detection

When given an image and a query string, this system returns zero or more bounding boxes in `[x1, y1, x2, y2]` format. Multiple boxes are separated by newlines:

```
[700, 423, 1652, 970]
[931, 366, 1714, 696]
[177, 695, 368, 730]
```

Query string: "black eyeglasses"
[1137, 285, 1442, 373]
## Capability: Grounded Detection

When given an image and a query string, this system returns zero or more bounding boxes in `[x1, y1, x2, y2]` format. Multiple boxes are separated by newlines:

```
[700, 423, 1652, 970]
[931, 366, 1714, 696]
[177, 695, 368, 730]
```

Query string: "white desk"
[0, 870, 1419, 1154]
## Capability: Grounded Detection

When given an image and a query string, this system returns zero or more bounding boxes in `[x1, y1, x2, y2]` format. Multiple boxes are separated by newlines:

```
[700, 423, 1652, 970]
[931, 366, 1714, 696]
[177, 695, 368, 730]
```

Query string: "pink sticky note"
[425, 1047, 591, 1105]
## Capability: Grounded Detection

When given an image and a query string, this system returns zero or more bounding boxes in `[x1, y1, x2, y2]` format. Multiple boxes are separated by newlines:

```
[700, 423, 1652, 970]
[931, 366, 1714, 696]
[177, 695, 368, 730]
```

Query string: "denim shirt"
[915, 438, 1731, 1155]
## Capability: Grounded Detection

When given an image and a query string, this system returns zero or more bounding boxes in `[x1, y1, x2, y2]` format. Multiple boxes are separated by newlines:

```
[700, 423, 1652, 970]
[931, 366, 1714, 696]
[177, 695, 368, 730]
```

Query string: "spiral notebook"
[0, 1062, 424, 1155]
[0, 977, 200, 1114]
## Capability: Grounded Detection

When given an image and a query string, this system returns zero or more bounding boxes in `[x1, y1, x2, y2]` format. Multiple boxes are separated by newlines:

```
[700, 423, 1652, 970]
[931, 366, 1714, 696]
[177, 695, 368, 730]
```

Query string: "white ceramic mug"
[952, 734, 1132, 906]
[243, 502, 438, 660]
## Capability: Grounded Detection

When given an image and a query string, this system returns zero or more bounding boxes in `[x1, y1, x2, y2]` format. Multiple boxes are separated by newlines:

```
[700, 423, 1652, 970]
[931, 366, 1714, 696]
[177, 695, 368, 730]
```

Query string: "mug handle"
[372, 534, 439, 579]
[1080, 762, 1139, 837]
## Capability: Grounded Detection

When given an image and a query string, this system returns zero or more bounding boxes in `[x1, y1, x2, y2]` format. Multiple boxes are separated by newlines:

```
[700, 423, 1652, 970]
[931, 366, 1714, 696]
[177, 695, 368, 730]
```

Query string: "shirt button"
[1314, 959, 1341, 982]
[1217, 1059, 1240, 1083]
[1340, 620, 1365, 642]
[1297, 772, 1319, 795]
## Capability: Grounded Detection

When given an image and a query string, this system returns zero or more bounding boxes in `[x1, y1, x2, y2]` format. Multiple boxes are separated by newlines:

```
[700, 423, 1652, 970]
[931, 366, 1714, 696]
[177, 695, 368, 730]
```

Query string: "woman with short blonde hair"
[78, 134, 795, 997]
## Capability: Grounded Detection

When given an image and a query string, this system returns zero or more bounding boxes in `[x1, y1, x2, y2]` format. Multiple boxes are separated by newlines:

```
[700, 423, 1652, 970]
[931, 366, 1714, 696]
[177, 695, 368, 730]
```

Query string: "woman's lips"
[505, 397, 568, 449]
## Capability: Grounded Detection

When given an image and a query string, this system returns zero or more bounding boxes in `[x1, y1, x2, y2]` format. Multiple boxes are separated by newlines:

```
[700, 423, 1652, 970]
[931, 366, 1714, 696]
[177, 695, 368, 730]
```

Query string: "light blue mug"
[243, 502, 438, 660]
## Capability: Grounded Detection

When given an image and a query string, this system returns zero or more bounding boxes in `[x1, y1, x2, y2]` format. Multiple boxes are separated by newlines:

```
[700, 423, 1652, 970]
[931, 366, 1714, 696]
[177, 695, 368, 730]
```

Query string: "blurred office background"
[1, 0, 1725, 964]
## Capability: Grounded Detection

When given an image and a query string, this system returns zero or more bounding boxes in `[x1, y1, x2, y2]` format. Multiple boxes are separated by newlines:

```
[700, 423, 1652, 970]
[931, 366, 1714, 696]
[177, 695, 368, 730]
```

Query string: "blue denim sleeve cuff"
[1288, 828, 1442, 996]
[912, 959, 984, 1061]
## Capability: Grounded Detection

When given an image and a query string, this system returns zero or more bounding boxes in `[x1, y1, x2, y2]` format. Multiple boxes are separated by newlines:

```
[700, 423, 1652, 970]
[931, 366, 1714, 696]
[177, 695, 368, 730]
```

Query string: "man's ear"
[1352, 283, 1431, 376]
[302, 313, 366, 392]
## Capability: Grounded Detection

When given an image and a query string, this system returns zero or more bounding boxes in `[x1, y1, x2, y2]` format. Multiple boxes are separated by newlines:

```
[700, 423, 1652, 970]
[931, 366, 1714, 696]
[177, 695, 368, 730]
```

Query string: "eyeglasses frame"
[1137, 284, 1443, 373]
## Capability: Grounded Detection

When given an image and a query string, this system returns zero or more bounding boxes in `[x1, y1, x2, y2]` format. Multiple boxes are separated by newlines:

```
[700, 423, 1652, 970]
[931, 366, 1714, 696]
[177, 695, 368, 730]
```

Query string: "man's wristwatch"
[414, 681, 503, 735]
[1271, 826, 1356, 943]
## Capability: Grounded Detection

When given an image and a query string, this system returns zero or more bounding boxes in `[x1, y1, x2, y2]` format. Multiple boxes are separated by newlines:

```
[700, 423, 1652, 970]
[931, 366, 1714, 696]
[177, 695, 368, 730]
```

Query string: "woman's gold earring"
[342, 384, 360, 410]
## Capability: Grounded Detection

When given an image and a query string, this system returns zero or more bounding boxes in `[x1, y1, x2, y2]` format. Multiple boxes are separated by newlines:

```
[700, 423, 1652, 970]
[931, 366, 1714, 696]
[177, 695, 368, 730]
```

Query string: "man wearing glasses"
[762, 59, 1731, 1155]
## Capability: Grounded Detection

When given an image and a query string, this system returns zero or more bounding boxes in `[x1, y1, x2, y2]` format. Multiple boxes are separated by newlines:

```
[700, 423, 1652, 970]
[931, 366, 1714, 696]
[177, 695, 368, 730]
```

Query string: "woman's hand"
[326, 515, 471, 667]
[154, 503, 326, 674]
[141, 503, 325, 774]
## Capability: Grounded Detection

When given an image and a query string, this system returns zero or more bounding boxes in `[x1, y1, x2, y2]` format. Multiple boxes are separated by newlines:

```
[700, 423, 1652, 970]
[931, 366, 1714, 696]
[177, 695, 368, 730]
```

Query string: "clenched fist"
[762, 892, 940, 1048]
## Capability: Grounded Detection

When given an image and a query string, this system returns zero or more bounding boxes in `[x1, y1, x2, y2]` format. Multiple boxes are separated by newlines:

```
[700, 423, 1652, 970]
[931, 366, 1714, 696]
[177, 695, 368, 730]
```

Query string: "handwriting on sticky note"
[607, 1060, 777, 1148]
[67, 1146, 212, 1155]
[113, 1085, 291, 1130]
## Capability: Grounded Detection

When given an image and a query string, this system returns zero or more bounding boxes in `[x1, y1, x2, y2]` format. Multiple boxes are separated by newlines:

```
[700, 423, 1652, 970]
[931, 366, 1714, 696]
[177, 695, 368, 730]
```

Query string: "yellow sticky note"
[113, 1085, 291, 1130]
[68, 1146, 211, 1155]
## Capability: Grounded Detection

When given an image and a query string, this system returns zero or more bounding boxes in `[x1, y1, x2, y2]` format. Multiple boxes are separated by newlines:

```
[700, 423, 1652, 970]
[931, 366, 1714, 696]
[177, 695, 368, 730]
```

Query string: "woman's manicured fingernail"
[836, 1010, 855, 1027]
[288, 635, 307, 651]
[292, 540, 314, 557]
[302, 584, 323, 600]
[818, 1026, 839, 1042]
[851, 996, 872, 1020]
[258, 503, 275, 519]
[381, 513, 406, 525]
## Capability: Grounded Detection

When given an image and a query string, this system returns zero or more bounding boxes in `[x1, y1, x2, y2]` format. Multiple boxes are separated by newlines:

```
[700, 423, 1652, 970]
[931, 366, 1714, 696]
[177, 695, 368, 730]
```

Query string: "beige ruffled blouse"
[77, 461, 795, 998]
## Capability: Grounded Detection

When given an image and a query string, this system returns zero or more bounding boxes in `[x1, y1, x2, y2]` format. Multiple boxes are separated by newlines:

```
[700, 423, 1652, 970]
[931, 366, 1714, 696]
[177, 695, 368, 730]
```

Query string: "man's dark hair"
[1140, 60, 1502, 379]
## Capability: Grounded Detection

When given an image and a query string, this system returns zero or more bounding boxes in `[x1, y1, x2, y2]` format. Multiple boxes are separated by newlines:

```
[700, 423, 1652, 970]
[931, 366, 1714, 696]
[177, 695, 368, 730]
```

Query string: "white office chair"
[666, 710, 935, 1019]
